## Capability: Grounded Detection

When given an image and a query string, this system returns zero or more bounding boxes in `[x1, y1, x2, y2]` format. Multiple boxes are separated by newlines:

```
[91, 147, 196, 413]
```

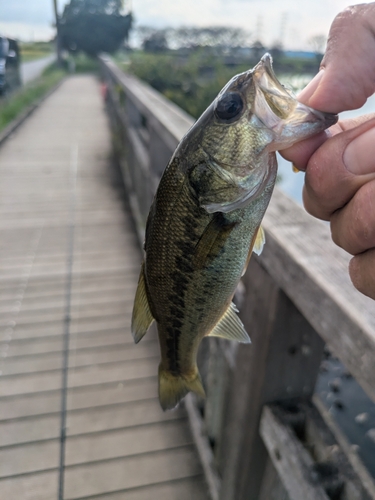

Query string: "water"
[276, 75, 375, 478]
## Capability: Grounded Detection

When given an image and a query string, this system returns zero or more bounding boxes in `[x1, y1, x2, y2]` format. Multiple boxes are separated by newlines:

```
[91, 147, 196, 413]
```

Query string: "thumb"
[298, 4, 375, 113]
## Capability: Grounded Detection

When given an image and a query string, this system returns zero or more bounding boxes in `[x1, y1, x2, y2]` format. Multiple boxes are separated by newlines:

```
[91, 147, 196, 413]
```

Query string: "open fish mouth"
[252, 53, 338, 150]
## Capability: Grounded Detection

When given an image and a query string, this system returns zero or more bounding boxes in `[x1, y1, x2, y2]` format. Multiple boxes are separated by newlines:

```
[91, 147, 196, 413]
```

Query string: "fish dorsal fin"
[193, 213, 237, 269]
[131, 262, 155, 344]
[253, 225, 265, 256]
[208, 302, 250, 343]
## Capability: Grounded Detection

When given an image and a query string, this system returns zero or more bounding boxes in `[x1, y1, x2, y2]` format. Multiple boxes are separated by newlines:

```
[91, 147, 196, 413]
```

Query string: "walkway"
[21, 54, 56, 85]
[0, 75, 208, 499]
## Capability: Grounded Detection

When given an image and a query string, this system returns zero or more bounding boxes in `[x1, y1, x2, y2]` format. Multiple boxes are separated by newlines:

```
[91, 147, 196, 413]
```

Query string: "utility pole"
[53, 0, 63, 65]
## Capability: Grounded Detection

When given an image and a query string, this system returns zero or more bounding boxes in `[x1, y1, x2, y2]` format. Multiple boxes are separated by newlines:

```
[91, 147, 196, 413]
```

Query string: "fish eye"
[215, 93, 244, 121]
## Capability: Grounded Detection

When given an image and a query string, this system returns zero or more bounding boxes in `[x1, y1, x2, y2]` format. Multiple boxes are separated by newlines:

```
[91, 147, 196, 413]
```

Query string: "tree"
[60, 0, 132, 57]
[143, 32, 168, 53]
[269, 41, 284, 63]
[251, 40, 266, 61]
[135, 25, 252, 54]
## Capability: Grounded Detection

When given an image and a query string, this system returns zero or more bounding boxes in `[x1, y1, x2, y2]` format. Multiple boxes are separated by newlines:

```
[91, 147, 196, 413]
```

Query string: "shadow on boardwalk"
[0, 75, 208, 499]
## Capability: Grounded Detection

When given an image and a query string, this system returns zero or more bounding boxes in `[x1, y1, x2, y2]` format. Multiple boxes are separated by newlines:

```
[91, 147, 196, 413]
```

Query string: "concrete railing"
[100, 55, 375, 500]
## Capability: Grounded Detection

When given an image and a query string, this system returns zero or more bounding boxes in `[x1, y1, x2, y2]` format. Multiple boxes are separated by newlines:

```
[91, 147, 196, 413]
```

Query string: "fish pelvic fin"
[158, 365, 206, 411]
[131, 262, 154, 344]
[208, 302, 250, 343]
[241, 224, 266, 278]
[253, 225, 265, 256]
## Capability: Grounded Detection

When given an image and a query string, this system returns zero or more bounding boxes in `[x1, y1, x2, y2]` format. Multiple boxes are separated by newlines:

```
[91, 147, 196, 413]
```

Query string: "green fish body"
[132, 55, 337, 410]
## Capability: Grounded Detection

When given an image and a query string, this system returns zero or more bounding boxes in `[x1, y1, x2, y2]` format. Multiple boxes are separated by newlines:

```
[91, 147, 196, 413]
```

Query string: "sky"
[0, 0, 373, 50]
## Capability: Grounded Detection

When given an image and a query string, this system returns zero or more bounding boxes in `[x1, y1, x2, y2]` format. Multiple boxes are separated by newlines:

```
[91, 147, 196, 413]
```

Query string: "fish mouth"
[252, 53, 338, 150]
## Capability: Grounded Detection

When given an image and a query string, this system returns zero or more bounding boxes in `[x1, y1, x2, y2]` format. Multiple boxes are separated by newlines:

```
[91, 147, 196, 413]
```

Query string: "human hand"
[282, 3, 375, 300]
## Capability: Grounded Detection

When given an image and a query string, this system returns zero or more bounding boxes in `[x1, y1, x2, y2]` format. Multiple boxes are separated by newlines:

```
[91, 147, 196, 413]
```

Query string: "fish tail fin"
[158, 365, 205, 411]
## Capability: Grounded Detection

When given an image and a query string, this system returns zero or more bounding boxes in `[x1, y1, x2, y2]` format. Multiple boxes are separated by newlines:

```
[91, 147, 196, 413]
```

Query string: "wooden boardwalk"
[0, 76, 208, 499]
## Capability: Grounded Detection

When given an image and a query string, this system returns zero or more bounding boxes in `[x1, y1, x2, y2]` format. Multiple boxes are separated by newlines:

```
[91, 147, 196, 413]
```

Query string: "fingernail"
[344, 126, 375, 174]
[298, 70, 325, 104]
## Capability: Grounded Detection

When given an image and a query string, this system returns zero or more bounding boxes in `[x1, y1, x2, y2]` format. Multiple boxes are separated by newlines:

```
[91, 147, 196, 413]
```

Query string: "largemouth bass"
[132, 54, 337, 411]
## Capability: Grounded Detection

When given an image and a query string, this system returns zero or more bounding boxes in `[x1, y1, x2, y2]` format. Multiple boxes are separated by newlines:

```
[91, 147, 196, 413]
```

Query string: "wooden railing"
[100, 55, 375, 500]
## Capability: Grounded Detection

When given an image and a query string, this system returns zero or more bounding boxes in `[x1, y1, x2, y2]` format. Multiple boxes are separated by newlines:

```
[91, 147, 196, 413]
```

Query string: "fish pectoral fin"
[131, 262, 155, 344]
[253, 225, 265, 256]
[208, 302, 250, 343]
[193, 213, 237, 269]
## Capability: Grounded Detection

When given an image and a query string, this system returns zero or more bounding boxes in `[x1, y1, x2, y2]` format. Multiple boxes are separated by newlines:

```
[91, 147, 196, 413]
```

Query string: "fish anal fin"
[193, 213, 237, 269]
[158, 365, 206, 411]
[131, 262, 154, 344]
[208, 302, 250, 343]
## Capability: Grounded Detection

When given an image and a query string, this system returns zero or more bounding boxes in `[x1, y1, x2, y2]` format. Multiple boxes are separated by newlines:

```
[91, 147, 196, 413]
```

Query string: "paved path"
[21, 54, 56, 85]
[0, 75, 208, 499]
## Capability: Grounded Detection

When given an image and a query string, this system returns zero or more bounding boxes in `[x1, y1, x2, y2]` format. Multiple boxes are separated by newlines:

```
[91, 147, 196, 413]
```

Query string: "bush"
[125, 51, 249, 119]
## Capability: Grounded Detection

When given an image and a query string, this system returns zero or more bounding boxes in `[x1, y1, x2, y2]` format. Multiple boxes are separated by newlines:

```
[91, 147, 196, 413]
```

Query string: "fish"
[131, 54, 337, 411]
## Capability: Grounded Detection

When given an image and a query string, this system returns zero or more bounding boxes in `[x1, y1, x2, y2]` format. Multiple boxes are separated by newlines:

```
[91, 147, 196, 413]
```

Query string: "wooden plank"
[258, 460, 290, 500]
[262, 190, 375, 402]
[0, 278, 135, 307]
[1, 329, 139, 356]
[0, 414, 60, 447]
[0, 265, 136, 285]
[260, 402, 375, 500]
[0, 340, 159, 375]
[0, 299, 133, 327]
[260, 406, 330, 500]
[218, 259, 324, 500]
[0, 470, 58, 500]
[0, 378, 158, 420]
[0, 357, 159, 397]
[2, 314, 131, 341]
[66, 398, 183, 436]
[74, 477, 209, 500]
[2, 298, 134, 326]
[0, 398, 183, 447]
[65, 420, 192, 466]
[63, 446, 203, 499]
[312, 396, 375, 498]
[0, 285, 136, 311]
[0, 420, 191, 478]
[0, 440, 59, 477]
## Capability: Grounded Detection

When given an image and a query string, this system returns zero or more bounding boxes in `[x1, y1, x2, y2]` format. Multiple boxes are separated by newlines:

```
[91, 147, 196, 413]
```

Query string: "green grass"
[69, 53, 100, 73]
[0, 64, 66, 133]
[19, 41, 54, 62]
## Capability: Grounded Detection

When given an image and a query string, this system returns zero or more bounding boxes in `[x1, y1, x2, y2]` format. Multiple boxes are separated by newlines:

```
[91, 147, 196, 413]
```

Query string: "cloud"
[0, 21, 54, 41]
[0, 0, 54, 25]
